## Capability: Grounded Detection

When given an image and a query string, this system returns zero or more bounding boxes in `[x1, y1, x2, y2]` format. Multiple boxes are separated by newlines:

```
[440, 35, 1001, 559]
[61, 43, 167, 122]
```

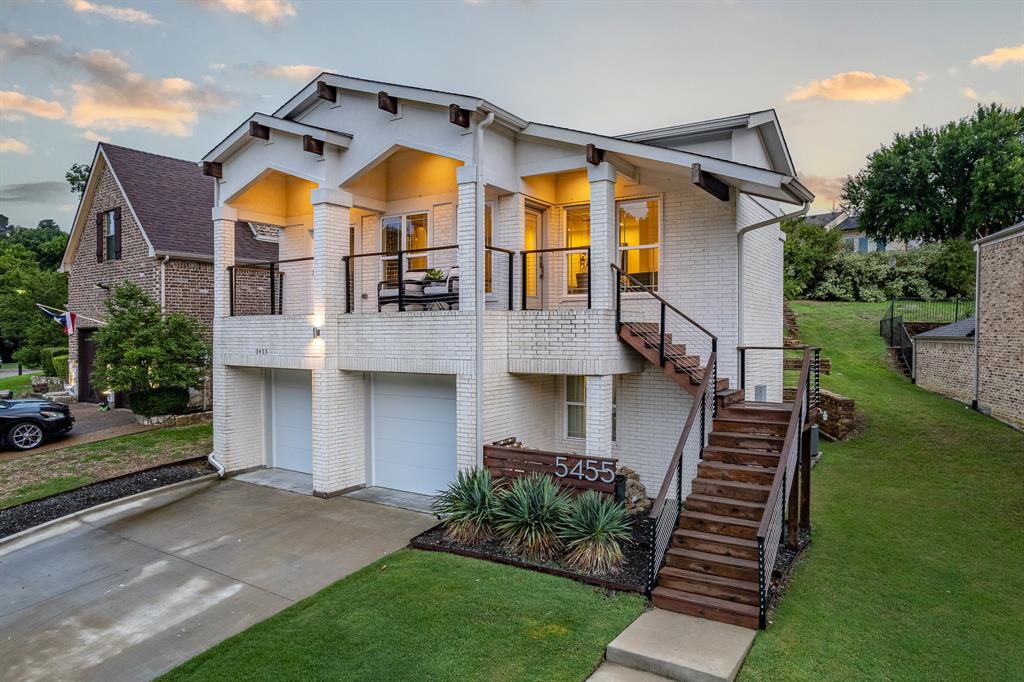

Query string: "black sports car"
[0, 399, 74, 451]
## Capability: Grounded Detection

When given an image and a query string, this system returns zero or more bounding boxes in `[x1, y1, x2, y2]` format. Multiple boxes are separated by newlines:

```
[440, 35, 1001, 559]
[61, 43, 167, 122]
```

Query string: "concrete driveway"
[0, 478, 435, 681]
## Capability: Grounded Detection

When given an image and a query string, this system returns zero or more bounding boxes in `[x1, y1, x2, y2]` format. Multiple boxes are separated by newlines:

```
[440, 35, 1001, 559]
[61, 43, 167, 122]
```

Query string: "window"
[618, 198, 659, 289]
[104, 209, 119, 260]
[857, 237, 869, 253]
[875, 240, 887, 252]
[484, 202, 493, 294]
[564, 206, 590, 296]
[564, 376, 617, 441]
[381, 212, 429, 282]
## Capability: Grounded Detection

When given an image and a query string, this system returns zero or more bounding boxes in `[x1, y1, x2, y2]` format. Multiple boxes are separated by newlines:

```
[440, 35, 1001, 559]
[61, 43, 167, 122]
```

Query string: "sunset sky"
[1, 0, 1022, 229]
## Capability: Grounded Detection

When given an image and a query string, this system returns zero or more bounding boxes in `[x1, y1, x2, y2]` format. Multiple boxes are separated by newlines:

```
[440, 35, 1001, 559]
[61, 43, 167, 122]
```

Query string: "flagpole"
[36, 303, 104, 326]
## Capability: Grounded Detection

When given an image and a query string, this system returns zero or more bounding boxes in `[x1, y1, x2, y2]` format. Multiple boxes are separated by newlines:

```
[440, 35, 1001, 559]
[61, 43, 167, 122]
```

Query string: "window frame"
[616, 195, 661, 293]
[562, 203, 592, 299]
[104, 209, 120, 261]
[484, 201, 494, 295]
[379, 210, 431, 282]
[563, 375, 618, 442]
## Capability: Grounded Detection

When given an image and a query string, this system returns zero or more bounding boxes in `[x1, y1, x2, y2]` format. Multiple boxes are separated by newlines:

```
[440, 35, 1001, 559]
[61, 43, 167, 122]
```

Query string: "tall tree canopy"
[0, 243, 68, 365]
[842, 104, 1024, 242]
[0, 219, 68, 270]
[66, 163, 91, 198]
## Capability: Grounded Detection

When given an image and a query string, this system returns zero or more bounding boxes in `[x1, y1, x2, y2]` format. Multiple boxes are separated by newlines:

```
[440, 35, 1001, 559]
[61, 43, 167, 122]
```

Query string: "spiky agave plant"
[493, 473, 569, 561]
[558, 490, 632, 574]
[431, 468, 498, 545]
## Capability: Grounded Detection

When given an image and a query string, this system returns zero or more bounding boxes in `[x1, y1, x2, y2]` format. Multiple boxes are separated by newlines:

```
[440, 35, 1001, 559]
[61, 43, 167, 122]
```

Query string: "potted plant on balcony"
[424, 268, 446, 282]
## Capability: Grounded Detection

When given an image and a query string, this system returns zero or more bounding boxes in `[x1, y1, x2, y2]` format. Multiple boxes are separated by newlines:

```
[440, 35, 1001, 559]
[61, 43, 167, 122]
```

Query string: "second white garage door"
[372, 373, 456, 496]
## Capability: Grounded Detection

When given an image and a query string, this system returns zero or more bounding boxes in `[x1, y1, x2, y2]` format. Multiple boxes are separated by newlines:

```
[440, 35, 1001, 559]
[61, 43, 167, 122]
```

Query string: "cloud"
[0, 137, 30, 155]
[0, 181, 70, 204]
[199, 0, 296, 25]
[961, 86, 979, 101]
[0, 90, 66, 120]
[66, 0, 160, 25]
[916, 72, 929, 82]
[81, 130, 110, 142]
[971, 44, 1024, 69]
[250, 63, 325, 81]
[0, 33, 232, 137]
[787, 71, 912, 102]
[801, 174, 846, 206]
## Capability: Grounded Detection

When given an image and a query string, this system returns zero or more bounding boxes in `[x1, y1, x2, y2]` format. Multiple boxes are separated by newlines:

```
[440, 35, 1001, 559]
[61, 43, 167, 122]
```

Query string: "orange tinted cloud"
[801, 175, 847, 206]
[254, 64, 325, 81]
[0, 137, 30, 154]
[199, 0, 296, 25]
[787, 71, 912, 102]
[971, 44, 1024, 69]
[0, 91, 66, 120]
[66, 0, 160, 25]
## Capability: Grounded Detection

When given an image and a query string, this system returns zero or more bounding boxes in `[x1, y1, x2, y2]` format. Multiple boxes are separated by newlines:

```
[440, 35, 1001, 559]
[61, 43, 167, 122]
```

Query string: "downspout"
[972, 243, 981, 410]
[208, 451, 225, 478]
[736, 199, 809, 379]
[473, 112, 495, 465]
[159, 254, 170, 312]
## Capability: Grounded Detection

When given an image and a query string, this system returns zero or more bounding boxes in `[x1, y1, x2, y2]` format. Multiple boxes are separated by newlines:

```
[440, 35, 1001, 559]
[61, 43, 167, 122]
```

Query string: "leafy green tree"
[0, 214, 11, 237]
[66, 163, 91, 198]
[0, 219, 68, 270]
[782, 218, 843, 299]
[0, 243, 68, 365]
[843, 104, 1024, 241]
[90, 282, 209, 395]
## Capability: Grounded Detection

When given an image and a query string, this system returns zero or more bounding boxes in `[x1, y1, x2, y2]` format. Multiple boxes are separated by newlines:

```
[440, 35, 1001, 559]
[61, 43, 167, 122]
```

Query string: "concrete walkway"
[0, 477, 434, 681]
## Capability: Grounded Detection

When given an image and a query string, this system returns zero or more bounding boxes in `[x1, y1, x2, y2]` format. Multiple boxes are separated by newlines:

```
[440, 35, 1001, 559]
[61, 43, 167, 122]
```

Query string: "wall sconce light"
[312, 327, 321, 339]
[94, 282, 109, 291]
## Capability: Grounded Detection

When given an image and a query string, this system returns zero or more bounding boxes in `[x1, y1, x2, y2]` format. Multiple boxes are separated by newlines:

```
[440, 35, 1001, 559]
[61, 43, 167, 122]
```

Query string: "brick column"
[588, 162, 617, 310]
[498, 193, 526, 310]
[585, 374, 614, 457]
[456, 373, 479, 471]
[312, 368, 365, 496]
[310, 188, 352, 322]
[456, 167, 479, 312]
[212, 206, 238, 320]
[212, 205, 238, 472]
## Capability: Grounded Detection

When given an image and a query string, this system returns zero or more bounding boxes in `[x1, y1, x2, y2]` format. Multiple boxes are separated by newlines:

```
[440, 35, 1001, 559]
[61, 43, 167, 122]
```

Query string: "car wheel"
[8, 422, 45, 451]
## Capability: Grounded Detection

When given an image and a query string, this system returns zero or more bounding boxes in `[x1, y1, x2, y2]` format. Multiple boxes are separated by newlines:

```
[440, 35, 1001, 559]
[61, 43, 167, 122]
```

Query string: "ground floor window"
[565, 376, 617, 441]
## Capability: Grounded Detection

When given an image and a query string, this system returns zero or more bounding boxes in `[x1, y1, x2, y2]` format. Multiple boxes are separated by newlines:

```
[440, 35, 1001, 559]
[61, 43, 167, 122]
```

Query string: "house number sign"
[255, 347, 269, 355]
[554, 456, 616, 483]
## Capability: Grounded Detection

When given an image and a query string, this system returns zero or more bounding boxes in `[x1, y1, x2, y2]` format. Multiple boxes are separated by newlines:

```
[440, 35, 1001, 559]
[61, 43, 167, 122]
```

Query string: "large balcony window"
[618, 198, 659, 291]
[565, 205, 590, 296]
[382, 212, 429, 283]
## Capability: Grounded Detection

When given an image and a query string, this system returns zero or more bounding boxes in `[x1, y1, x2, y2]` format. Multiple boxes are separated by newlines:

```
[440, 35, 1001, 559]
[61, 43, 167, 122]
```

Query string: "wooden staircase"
[618, 320, 797, 630]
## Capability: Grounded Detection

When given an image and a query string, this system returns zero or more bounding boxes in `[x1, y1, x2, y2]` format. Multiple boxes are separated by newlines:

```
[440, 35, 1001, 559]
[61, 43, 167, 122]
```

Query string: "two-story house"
[59, 143, 278, 403]
[203, 75, 817, 628]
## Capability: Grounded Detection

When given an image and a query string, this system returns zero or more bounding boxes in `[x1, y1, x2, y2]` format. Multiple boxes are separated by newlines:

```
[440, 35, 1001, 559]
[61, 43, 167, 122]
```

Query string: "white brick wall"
[585, 375, 614, 457]
[213, 364, 266, 472]
[312, 369, 366, 494]
[738, 194, 784, 400]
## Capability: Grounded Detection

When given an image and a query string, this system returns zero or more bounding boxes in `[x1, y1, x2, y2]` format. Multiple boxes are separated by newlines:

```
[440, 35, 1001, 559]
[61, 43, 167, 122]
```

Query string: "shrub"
[52, 354, 69, 383]
[493, 474, 569, 561]
[129, 386, 190, 417]
[39, 345, 68, 376]
[431, 468, 498, 545]
[558, 491, 632, 573]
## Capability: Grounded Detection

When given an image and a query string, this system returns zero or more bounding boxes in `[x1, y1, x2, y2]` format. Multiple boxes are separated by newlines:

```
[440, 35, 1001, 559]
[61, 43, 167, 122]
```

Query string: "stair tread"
[651, 586, 761, 616]
[700, 461, 777, 474]
[667, 547, 758, 569]
[687, 494, 766, 510]
[680, 510, 760, 528]
[704, 445, 781, 457]
[673, 528, 758, 547]
[658, 566, 759, 592]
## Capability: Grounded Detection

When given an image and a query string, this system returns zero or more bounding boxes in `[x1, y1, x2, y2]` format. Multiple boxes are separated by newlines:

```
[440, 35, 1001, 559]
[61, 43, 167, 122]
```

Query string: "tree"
[66, 163, 91, 198]
[0, 219, 68, 270]
[843, 103, 1024, 242]
[90, 282, 209, 396]
[0, 214, 10, 237]
[781, 218, 843, 299]
[0, 243, 68, 365]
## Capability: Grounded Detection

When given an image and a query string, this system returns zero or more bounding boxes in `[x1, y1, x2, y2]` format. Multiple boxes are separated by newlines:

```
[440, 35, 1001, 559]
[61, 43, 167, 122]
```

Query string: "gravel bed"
[765, 527, 811, 618]
[411, 515, 653, 593]
[0, 459, 215, 539]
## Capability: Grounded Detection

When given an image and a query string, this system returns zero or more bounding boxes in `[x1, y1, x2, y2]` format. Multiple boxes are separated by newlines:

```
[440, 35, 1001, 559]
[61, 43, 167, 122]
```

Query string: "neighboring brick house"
[58, 143, 277, 403]
[913, 221, 1024, 429]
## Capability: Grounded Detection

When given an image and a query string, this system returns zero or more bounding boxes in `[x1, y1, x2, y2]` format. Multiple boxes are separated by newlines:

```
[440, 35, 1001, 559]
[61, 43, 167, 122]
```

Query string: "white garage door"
[373, 373, 456, 496]
[272, 369, 312, 474]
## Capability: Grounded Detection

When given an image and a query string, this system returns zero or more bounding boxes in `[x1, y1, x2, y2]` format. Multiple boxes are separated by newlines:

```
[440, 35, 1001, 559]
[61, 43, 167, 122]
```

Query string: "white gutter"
[473, 112, 495, 466]
[736, 200, 810, 374]
[207, 451, 225, 478]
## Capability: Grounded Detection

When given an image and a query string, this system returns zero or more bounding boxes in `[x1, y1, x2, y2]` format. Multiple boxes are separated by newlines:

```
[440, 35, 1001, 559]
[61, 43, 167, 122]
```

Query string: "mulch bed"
[410, 515, 653, 593]
[0, 458, 215, 539]
[764, 527, 811, 620]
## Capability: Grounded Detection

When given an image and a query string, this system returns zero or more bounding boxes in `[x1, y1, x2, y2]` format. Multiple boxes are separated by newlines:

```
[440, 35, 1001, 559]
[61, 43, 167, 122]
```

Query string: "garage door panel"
[374, 416, 457, 446]
[273, 369, 312, 475]
[372, 395, 457, 422]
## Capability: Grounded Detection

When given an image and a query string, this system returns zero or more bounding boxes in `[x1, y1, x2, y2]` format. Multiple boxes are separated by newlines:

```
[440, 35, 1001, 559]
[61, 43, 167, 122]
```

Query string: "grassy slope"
[0, 372, 40, 396]
[161, 549, 646, 682]
[741, 302, 1024, 680]
[0, 422, 212, 508]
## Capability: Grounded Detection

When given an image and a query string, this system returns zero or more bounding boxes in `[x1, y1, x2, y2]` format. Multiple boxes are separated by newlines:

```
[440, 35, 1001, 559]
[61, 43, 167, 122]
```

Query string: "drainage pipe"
[207, 451, 225, 478]
[472, 112, 495, 465]
[972, 242, 981, 410]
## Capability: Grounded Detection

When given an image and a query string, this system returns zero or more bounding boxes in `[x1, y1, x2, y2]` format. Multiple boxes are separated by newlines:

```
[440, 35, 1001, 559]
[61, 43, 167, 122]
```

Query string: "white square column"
[312, 368, 365, 497]
[497, 193, 526, 310]
[212, 206, 238, 321]
[585, 374, 614, 457]
[311, 188, 352, 322]
[588, 162, 617, 310]
[456, 168, 479, 312]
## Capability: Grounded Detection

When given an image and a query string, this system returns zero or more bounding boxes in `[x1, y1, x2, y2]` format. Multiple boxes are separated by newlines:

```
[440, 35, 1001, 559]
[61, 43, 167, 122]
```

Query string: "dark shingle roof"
[806, 211, 860, 231]
[916, 317, 976, 339]
[100, 143, 277, 262]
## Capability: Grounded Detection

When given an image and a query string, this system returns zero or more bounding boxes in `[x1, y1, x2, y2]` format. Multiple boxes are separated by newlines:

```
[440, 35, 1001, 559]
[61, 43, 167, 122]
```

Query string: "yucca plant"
[493, 473, 569, 561]
[431, 468, 498, 545]
[558, 490, 632, 573]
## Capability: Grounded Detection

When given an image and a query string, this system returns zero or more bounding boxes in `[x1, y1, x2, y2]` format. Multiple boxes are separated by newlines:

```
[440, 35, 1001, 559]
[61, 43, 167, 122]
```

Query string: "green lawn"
[740, 302, 1024, 680]
[0, 371, 41, 397]
[0, 422, 212, 508]
[161, 548, 646, 682]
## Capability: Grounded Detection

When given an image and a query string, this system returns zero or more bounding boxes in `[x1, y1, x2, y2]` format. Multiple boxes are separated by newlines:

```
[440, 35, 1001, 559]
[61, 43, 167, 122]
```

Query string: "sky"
[1, 0, 1022, 230]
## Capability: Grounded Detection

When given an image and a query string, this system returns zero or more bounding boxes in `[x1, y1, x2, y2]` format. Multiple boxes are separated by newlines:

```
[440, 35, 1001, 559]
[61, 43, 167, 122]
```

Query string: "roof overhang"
[272, 72, 529, 131]
[523, 123, 813, 205]
[973, 220, 1024, 248]
[201, 113, 353, 164]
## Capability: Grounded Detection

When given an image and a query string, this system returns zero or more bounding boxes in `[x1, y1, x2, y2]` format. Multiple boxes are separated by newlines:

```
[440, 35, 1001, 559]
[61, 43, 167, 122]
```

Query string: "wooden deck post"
[786, 468, 800, 550]
[800, 426, 812, 532]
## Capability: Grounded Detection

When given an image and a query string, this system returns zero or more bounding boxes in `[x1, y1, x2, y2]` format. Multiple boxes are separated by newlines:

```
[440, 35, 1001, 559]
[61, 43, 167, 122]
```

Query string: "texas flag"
[37, 304, 77, 335]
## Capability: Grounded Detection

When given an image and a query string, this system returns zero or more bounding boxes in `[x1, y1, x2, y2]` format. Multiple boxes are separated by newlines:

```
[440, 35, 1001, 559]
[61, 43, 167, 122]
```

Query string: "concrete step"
[587, 662, 674, 681]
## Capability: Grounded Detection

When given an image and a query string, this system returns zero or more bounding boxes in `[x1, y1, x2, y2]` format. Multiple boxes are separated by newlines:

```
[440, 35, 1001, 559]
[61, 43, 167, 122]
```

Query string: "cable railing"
[755, 348, 813, 628]
[520, 246, 591, 310]
[343, 245, 459, 313]
[643, 352, 716, 593]
[612, 263, 717, 387]
[228, 257, 313, 316]
[737, 345, 820, 409]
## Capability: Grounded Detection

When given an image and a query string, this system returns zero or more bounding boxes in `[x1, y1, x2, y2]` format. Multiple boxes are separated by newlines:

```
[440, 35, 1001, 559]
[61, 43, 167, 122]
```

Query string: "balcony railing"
[520, 246, 591, 310]
[228, 257, 313, 316]
[344, 245, 460, 313]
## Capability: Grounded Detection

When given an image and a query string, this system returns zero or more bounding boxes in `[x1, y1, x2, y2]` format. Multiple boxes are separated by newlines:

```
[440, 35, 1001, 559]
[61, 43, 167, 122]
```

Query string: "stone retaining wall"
[784, 387, 856, 440]
[134, 411, 212, 427]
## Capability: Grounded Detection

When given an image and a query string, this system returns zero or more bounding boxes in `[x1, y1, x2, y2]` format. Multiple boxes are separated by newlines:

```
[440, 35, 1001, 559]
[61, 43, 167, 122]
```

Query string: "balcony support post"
[311, 188, 352, 326]
[588, 162, 617, 310]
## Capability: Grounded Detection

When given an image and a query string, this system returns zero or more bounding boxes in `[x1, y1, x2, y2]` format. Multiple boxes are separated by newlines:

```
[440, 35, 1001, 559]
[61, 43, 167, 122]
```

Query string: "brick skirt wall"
[914, 339, 975, 404]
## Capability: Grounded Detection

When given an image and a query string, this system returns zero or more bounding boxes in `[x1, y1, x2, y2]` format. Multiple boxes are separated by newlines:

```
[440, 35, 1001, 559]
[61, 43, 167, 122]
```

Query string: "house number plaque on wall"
[554, 456, 616, 483]
[255, 347, 269, 355]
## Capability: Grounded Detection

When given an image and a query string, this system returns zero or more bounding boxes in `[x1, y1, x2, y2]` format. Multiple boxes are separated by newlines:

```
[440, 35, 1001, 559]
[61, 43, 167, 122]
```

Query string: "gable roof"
[807, 210, 860, 231]
[916, 317, 976, 339]
[61, 144, 277, 271]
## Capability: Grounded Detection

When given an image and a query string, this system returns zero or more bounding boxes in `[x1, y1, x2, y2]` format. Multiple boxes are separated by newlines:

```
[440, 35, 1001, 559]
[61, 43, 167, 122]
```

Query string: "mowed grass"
[740, 302, 1024, 680]
[0, 423, 212, 508]
[0, 371, 40, 396]
[161, 548, 646, 682]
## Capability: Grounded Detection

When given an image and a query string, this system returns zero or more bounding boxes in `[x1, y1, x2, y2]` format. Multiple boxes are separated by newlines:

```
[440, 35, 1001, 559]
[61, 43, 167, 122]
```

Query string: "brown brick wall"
[978, 233, 1024, 428]
[164, 259, 214, 339]
[915, 339, 975, 404]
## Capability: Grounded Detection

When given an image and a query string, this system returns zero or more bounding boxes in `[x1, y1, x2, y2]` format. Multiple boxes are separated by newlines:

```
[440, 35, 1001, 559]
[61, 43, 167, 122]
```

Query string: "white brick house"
[202, 75, 813, 498]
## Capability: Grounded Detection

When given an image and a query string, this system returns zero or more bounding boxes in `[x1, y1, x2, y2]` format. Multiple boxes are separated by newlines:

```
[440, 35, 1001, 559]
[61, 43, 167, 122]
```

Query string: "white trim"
[379, 209, 433, 281]
[616, 195, 662, 293]
[973, 221, 1024, 247]
[203, 112, 352, 164]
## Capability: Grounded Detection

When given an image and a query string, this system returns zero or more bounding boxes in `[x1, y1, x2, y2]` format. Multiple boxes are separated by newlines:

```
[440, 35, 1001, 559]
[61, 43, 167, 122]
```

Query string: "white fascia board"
[202, 113, 353, 164]
[272, 73, 528, 130]
[59, 144, 105, 272]
[747, 110, 796, 177]
[618, 113, 751, 142]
